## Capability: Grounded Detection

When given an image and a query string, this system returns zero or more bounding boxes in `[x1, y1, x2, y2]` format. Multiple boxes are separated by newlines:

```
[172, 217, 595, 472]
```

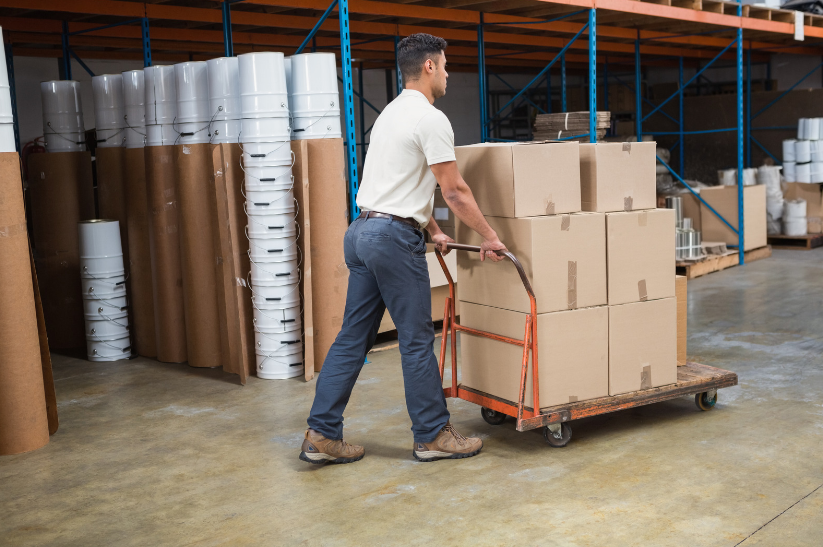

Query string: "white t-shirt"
[356, 89, 456, 227]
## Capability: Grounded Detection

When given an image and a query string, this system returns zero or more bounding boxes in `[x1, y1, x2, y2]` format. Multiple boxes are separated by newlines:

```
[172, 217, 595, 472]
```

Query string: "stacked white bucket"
[174, 62, 211, 144]
[207, 57, 242, 144]
[288, 53, 342, 140]
[144, 65, 177, 146]
[239, 52, 303, 380]
[79, 220, 131, 361]
[122, 70, 146, 148]
[41, 80, 85, 152]
[92, 74, 126, 148]
[0, 27, 15, 153]
[783, 199, 808, 236]
[783, 118, 823, 183]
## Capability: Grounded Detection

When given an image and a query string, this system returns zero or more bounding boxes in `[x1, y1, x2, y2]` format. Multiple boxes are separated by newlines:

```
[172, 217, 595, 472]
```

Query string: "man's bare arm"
[429, 161, 507, 262]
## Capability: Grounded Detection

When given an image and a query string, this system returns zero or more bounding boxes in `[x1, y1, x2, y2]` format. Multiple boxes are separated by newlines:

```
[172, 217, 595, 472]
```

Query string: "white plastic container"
[0, 87, 13, 125]
[0, 29, 8, 88]
[96, 128, 125, 148]
[122, 70, 145, 107]
[240, 117, 291, 142]
[145, 124, 178, 146]
[0, 123, 16, 153]
[291, 115, 342, 140]
[256, 352, 303, 379]
[783, 139, 796, 162]
[207, 57, 241, 121]
[250, 257, 300, 285]
[44, 131, 85, 153]
[41, 81, 84, 132]
[808, 118, 821, 141]
[176, 121, 210, 144]
[796, 161, 811, 183]
[248, 235, 299, 262]
[250, 280, 301, 307]
[209, 119, 242, 144]
[87, 333, 131, 362]
[238, 52, 290, 118]
[83, 294, 128, 317]
[78, 219, 123, 258]
[246, 211, 298, 238]
[255, 329, 302, 353]
[245, 187, 295, 214]
[811, 140, 823, 163]
[85, 311, 129, 339]
[784, 199, 807, 219]
[81, 273, 127, 298]
[174, 61, 210, 123]
[284, 56, 292, 96]
[252, 303, 301, 332]
[795, 140, 811, 164]
[784, 161, 797, 182]
[811, 162, 823, 184]
[125, 126, 146, 149]
[289, 53, 340, 114]
[92, 74, 126, 130]
[783, 217, 807, 237]
[144, 65, 177, 124]
[798, 118, 808, 141]
[717, 169, 736, 186]
[242, 164, 294, 188]
[241, 141, 293, 166]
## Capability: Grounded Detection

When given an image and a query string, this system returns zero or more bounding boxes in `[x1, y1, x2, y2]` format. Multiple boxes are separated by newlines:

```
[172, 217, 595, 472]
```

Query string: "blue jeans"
[307, 217, 450, 443]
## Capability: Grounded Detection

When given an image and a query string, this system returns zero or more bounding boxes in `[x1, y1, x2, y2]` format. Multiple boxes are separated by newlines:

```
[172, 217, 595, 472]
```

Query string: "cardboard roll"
[87, 334, 131, 362]
[85, 312, 129, 340]
[246, 211, 298, 238]
[83, 294, 128, 318]
[81, 273, 127, 298]
[249, 256, 299, 285]
[207, 57, 241, 120]
[254, 329, 303, 354]
[92, 74, 126, 130]
[256, 353, 304, 379]
[240, 141, 292, 166]
[43, 131, 85, 153]
[250, 280, 301, 307]
[291, 115, 342, 140]
[248, 234, 299, 262]
[209, 119, 241, 144]
[143, 65, 177, 124]
[174, 61, 211, 123]
[252, 303, 301, 333]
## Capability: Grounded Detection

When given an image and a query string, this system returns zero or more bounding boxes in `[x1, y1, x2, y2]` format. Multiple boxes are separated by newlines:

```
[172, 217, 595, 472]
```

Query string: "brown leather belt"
[358, 211, 420, 230]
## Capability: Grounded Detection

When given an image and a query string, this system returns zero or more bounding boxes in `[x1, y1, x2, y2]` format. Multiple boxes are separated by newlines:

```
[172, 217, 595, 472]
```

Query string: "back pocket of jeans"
[360, 231, 389, 242]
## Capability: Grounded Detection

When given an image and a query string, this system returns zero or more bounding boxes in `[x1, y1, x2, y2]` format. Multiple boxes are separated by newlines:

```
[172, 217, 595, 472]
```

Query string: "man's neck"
[403, 82, 435, 104]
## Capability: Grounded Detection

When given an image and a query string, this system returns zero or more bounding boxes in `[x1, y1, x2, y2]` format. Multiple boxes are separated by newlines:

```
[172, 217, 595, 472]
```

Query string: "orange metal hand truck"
[435, 243, 738, 447]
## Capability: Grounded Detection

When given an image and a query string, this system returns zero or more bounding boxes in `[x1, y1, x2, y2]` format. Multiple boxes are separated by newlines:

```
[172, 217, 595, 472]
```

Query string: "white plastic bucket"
[255, 329, 302, 354]
[83, 294, 128, 317]
[243, 164, 294, 188]
[92, 74, 126, 130]
[241, 141, 293, 166]
[145, 124, 177, 146]
[256, 352, 303, 379]
[291, 115, 342, 140]
[248, 234, 299, 262]
[240, 117, 291, 142]
[0, 123, 15, 153]
[122, 70, 145, 108]
[0, 31, 8, 88]
[245, 188, 295, 214]
[238, 52, 290, 118]
[783, 139, 796, 162]
[207, 57, 241, 120]
[41, 81, 84, 132]
[250, 257, 299, 285]
[783, 162, 797, 183]
[291, 94, 340, 117]
[79, 219, 123, 258]
[174, 61, 210, 123]
[209, 119, 242, 144]
[795, 140, 811, 164]
[125, 125, 146, 149]
[144, 65, 177, 124]
[808, 118, 821, 141]
[176, 121, 210, 144]
[125, 104, 145, 129]
[81, 274, 127, 298]
[96, 128, 126, 148]
[0, 86, 13, 124]
[44, 131, 85, 152]
[250, 280, 300, 307]
[81, 256, 125, 278]
[811, 140, 823, 163]
[246, 211, 297, 238]
[811, 162, 823, 184]
[796, 162, 811, 183]
[284, 56, 292, 96]
[85, 311, 129, 339]
[798, 118, 808, 140]
[783, 217, 807, 237]
[252, 303, 301, 333]
[290, 53, 339, 107]
[87, 333, 131, 362]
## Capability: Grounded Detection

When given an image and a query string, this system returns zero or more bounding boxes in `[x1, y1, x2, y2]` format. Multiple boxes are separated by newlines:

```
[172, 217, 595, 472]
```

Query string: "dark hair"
[397, 33, 447, 84]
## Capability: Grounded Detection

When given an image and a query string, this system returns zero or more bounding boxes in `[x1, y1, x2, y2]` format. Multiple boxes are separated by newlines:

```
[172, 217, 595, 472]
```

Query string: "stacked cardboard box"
[454, 140, 677, 409]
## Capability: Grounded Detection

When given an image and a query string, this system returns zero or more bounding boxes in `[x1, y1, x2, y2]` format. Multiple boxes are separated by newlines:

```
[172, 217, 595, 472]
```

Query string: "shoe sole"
[299, 451, 364, 465]
[412, 446, 482, 462]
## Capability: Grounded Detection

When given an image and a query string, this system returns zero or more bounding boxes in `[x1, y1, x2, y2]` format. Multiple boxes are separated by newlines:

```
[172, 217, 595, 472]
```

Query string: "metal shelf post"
[635, 38, 641, 141]
[679, 56, 684, 178]
[561, 53, 566, 112]
[737, 9, 745, 265]
[222, 1, 234, 57]
[394, 36, 402, 98]
[477, 14, 487, 142]
[142, 18, 152, 67]
[588, 8, 597, 143]
[338, 0, 359, 221]
[61, 21, 71, 80]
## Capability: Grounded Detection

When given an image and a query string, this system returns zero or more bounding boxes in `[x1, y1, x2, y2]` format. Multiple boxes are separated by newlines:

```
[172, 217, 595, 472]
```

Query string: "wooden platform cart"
[435, 243, 738, 447]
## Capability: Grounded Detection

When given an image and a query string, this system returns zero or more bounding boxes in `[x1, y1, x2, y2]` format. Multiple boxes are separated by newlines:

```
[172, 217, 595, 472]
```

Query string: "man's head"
[397, 33, 448, 100]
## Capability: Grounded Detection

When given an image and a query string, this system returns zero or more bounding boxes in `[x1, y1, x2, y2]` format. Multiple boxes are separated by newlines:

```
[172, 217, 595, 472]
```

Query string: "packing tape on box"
[640, 364, 652, 389]
[567, 260, 577, 309]
[638, 279, 648, 301]
[569, 395, 578, 403]
[622, 142, 632, 153]
[545, 196, 555, 215]
[560, 214, 571, 231]
[624, 196, 634, 211]
[0, 222, 27, 238]
[564, 112, 569, 130]
[637, 210, 647, 226]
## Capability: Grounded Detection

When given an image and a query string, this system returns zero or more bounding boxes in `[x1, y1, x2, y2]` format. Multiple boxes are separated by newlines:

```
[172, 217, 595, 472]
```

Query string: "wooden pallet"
[676, 245, 772, 279]
[766, 234, 823, 250]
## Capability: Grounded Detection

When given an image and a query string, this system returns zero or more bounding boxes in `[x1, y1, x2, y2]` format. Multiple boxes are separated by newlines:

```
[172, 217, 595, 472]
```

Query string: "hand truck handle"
[435, 243, 535, 299]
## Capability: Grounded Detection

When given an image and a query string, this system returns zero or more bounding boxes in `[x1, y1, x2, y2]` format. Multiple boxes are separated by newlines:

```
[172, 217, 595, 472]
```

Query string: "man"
[301, 33, 508, 465]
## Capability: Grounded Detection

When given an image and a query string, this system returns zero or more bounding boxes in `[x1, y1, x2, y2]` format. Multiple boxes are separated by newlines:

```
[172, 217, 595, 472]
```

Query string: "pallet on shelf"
[766, 234, 823, 251]
[676, 245, 772, 279]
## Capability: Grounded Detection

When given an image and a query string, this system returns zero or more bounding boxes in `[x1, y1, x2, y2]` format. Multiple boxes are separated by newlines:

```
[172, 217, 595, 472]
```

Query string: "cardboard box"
[456, 213, 606, 314]
[461, 302, 609, 408]
[699, 184, 767, 251]
[606, 209, 675, 305]
[379, 285, 459, 333]
[579, 141, 657, 212]
[676, 275, 687, 367]
[680, 192, 702, 232]
[455, 141, 581, 218]
[433, 188, 454, 228]
[783, 183, 823, 234]
[609, 298, 677, 396]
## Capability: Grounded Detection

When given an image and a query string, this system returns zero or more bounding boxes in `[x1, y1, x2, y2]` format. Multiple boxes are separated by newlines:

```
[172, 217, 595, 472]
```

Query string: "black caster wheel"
[543, 422, 572, 447]
[480, 407, 507, 425]
[695, 390, 717, 411]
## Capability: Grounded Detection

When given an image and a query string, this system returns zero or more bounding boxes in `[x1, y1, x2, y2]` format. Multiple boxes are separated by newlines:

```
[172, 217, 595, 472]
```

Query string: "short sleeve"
[414, 110, 456, 166]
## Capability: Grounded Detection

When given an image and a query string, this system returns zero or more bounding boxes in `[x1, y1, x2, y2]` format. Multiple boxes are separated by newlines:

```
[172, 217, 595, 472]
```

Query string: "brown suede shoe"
[413, 422, 483, 462]
[299, 429, 365, 465]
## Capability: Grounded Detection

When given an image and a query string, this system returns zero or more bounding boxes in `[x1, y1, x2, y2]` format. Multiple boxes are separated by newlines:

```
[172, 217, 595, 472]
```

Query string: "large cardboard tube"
[0, 153, 50, 455]
[144, 146, 187, 363]
[96, 147, 130, 266]
[124, 148, 157, 357]
[27, 151, 94, 350]
[175, 144, 222, 368]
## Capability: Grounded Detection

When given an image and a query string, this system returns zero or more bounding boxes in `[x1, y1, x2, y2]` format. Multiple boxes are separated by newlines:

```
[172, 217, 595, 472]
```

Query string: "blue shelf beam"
[296, 0, 338, 55]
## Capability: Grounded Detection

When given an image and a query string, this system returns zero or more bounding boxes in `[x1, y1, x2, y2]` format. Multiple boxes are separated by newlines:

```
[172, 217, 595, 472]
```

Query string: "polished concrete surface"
[2, 248, 822, 546]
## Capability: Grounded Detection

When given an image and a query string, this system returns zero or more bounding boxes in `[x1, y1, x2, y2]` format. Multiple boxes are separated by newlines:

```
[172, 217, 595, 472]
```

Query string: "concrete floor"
[2, 248, 823, 546]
